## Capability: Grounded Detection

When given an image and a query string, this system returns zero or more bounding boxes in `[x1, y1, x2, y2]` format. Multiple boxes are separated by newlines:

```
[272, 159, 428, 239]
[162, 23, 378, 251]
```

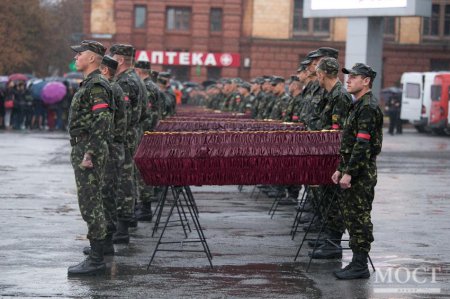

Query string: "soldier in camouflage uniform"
[135, 60, 165, 221]
[290, 60, 311, 123]
[157, 72, 176, 117]
[67, 40, 113, 276]
[269, 77, 291, 120]
[110, 44, 146, 244]
[250, 77, 265, 119]
[308, 58, 352, 260]
[282, 75, 302, 121]
[81, 55, 129, 257]
[332, 63, 383, 280]
[256, 77, 274, 119]
[304, 47, 339, 130]
[236, 82, 253, 114]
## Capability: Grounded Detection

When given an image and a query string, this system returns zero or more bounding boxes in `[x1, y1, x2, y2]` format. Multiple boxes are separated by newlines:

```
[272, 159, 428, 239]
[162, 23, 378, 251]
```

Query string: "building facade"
[83, 0, 450, 91]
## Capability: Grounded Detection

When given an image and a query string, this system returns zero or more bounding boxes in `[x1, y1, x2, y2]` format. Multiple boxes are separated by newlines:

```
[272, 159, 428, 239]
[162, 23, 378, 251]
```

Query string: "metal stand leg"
[290, 186, 309, 239]
[147, 185, 213, 269]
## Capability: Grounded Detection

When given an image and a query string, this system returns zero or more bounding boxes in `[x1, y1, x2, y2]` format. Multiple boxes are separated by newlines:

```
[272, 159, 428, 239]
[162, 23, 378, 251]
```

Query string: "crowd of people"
[0, 79, 68, 131]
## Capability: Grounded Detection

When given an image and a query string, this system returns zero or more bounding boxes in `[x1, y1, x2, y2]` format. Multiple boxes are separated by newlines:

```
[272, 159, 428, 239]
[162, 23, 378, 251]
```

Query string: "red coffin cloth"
[134, 130, 342, 186]
[155, 120, 306, 132]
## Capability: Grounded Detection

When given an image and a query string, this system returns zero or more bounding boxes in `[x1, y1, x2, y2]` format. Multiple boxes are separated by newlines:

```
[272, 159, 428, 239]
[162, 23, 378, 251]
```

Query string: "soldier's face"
[316, 70, 325, 88]
[74, 51, 90, 71]
[346, 74, 369, 94]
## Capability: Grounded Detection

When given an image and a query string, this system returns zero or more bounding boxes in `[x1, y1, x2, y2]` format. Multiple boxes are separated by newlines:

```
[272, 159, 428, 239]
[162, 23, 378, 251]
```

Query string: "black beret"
[101, 55, 118, 70]
[134, 60, 151, 70]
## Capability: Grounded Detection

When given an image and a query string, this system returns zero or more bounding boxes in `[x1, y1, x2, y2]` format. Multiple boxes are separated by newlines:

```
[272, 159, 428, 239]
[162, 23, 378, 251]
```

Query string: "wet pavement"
[0, 129, 450, 298]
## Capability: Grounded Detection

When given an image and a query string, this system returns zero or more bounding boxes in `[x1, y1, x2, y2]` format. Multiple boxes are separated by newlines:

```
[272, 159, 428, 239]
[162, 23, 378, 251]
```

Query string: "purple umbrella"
[41, 81, 67, 105]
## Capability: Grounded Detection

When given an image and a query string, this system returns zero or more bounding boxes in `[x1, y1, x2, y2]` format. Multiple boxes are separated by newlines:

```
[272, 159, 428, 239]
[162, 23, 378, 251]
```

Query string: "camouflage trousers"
[70, 140, 108, 241]
[101, 141, 125, 233]
[319, 185, 345, 234]
[116, 140, 136, 222]
[341, 163, 377, 253]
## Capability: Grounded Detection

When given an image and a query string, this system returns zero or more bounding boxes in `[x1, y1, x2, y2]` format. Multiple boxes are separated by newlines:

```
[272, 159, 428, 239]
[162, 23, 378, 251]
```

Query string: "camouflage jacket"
[296, 81, 316, 124]
[237, 94, 255, 113]
[143, 77, 163, 131]
[283, 92, 302, 122]
[256, 92, 274, 119]
[115, 68, 145, 130]
[320, 80, 352, 130]
[68, 69, 113, 155]
[306, 80, 326, 130]
[163, 89, 176, 117]
[110, 80, 129, 143]
[338, 91, 383, 177]
[251, 91, 265, 119]
[270, 92, 292, 120]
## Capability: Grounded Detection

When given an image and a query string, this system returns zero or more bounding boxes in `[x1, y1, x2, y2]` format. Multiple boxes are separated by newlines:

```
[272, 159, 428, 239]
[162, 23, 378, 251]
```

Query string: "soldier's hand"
[339, 174, 352, 189]
[332, 171, 341, 184]
[80, 153, 94, 169]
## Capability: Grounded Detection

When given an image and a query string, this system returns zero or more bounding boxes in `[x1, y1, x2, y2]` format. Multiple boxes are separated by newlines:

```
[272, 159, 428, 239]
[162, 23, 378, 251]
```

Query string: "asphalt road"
[0, 129, 449, 298]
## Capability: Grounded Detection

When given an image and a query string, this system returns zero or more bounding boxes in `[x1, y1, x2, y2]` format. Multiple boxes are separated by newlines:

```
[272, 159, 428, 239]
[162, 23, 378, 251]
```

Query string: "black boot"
[308, 231, 343, 259]
[113, 220, 130, 244]
[68, 240, 106, 276]
[128, 214, 138, 228]
[83, 234, 115, 256]
[334, 251, 370, 279]
[135, 202, 153, 221]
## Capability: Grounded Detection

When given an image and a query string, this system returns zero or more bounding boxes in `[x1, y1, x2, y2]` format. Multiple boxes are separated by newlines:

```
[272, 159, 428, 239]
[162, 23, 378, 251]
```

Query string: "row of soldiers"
[205, 47, 350, 132]
[206, 46, 383, 280]
[66, 40, 176, 276]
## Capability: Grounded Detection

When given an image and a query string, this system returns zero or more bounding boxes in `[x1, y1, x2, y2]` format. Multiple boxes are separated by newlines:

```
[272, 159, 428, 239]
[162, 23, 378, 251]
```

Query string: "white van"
[400, 72, 439, 132]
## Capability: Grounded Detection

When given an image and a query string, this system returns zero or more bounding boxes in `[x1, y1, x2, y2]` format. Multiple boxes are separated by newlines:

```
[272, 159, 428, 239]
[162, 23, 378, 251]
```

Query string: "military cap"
[317, 57, 339, 75]
[221, 78, 232, 84]
[271, 76, 285, 85]
[134, 60, 151, 70]
[231, 78, 243, 84]
[306, 50, 318, 60]
[71, 40, 106, 56]
[250, 77, 264, 84]
[110, 44, 135, 57]
[238, 82, 251, 91]
[101, 55, 118, 70]
[309, 47, 339, 59]
[342, 63, 377, 79]
[297, 59, 311, 72]
[207, 84, 219, 90]
[157, 72, 171, 83]
[290, 75, 300, 82]
[262, 75, 273, 82]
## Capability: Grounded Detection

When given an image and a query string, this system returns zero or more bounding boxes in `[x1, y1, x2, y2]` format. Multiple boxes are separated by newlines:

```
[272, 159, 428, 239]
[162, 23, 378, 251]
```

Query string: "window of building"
[210, 8, 223, 32]
[384, 17, 396, 36]
[430, 59, 450, 71]
[445, 5, 450, 36]
[423, 4, 440, 37]
[207, 67, 222, 80]
[134, 5, 147, 29]
[293, 0, 330, 36]
[166, 7, 191, 31]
